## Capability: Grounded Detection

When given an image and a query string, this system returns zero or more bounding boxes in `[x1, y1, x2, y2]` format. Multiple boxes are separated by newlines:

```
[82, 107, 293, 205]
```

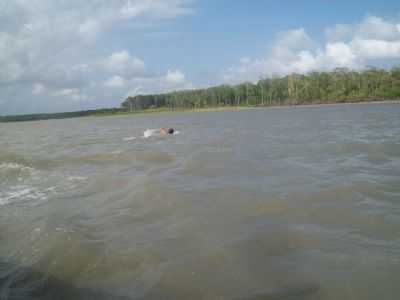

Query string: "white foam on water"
[0, 185, 50, 207]
[0, 165, 84, 207]
[67, 175, 87, 182]
[0, 162, 35, 173]
[143, 129, 159, 138]
[143, 129, 180, 138]
[123, 136, 136, 141]
[64, 175, 89, 190]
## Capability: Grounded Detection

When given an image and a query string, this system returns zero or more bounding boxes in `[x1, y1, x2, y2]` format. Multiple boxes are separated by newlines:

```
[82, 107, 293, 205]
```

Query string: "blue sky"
[1, 0, 400, 114]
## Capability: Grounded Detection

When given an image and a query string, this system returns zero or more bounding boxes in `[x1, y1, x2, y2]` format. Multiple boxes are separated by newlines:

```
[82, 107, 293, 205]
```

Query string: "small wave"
[136, 152, 176, 164]
[123, 136, 136, 141]
[0, 185, 51, 207]
[0, 162, 35, 173]
[67, 176, 87, 182]
[0, 163, 38, 183]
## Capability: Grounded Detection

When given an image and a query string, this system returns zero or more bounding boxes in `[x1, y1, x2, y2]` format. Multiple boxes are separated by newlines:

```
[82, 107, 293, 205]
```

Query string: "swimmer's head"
[160, 128, 174, 135]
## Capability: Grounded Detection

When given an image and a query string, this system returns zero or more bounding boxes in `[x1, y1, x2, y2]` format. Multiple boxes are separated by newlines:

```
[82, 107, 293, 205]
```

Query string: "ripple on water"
[0, 160, 89, 207]
[122, 136, 136, 141]
[0, 185, 53, 207]
[135, 151, 176, 164]
[61, 151, 175, 166]
[1, 103, 400, 299]
[321, 142, 400, 158]
[284, 183, 400, 241]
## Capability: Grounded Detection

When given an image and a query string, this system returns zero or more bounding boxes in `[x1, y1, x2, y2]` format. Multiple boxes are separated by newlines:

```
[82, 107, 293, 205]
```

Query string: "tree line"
[2, 66, 399, 123]
[122, 66, 400, 110]
[0, 108, 125, 122]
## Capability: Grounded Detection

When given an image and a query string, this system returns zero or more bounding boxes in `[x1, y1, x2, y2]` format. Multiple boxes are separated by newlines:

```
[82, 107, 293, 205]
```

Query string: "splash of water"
[143, 129, 159, 138]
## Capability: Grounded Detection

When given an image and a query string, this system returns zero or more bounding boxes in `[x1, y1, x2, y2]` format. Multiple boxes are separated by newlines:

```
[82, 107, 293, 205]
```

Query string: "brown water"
[1, 103, 400, 299]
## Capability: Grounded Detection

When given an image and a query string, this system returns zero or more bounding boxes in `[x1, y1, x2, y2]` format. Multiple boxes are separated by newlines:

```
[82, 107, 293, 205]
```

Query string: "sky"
[1, 0, 400, 114]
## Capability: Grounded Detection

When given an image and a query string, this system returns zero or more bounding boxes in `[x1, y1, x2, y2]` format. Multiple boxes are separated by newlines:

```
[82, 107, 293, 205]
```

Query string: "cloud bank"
[0, 0, 193, 114]
[223, 16, 400, 84]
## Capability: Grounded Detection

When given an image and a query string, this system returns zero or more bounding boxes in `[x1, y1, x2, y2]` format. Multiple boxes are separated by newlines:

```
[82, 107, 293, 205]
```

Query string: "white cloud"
[223, 15, 400, 84]
[325, 42, 357, 66]
[326, 16, 400, 42]
[120, 0, 194, 19]
[0, 60, 24, 83]
[32, 83, 46, 95]
[108, 50, 131, 67]
[291, 51, 320, 73]
[118, 69, 192, 97]
[222, 29, 324, 83]
[356, 16, 400, 41]
[0, 0, 195, 114]
[275, 28, 314, 51]
[53, 88, 89, 102]
[240, 57, 252, 65]
[78, 19, 101, 42]
[350, 38, 400, 59]
[326, 24, 354, 42]
[165, 70, 186, 84]
[54, 89, 76, 97]
[104, 50, 145, 75]
[104, 75, 126, 88]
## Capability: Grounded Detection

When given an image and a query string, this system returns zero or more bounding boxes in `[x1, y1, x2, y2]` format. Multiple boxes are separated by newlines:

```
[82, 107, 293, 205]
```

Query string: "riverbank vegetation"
[122, 67, 400, 110]
[1, 67, 399, 122]
[0, 108, 126, 122]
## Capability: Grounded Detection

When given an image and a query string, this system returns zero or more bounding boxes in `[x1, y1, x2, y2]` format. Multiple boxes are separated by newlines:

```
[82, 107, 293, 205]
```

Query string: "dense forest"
[122, 67, 400, 110]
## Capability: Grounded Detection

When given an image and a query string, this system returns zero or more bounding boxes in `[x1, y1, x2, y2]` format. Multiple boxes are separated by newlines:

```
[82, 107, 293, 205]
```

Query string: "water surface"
[1, 103, 400, 299]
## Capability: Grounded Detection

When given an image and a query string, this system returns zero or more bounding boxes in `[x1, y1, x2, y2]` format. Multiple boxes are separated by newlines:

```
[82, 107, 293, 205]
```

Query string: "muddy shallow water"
[1, 103, 400, 299]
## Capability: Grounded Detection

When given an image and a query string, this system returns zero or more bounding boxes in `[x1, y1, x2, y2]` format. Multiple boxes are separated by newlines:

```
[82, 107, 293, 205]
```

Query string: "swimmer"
[160, 128, 174, 135]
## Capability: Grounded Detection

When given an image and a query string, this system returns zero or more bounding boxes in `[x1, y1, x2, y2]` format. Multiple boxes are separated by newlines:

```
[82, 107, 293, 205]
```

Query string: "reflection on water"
[1, 103, 400, 299]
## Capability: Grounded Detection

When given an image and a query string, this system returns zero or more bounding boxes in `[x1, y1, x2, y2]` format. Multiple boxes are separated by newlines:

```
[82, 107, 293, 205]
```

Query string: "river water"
[1, 103, 400, 300]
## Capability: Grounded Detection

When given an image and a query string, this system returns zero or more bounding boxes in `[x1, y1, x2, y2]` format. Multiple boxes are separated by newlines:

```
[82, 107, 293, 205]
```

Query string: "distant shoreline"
[1, 99, 399, 123]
